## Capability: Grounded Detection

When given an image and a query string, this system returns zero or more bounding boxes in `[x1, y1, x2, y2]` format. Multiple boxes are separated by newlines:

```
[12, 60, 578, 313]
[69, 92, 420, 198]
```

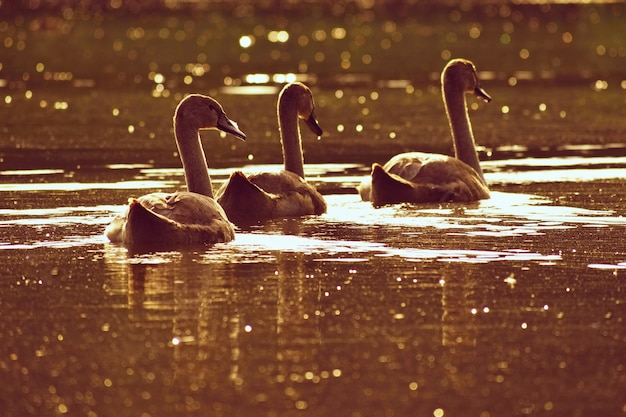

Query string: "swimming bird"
[216, 82, 326, 226]
[358, 58, 492, 207]
[105, 94, 246, 250]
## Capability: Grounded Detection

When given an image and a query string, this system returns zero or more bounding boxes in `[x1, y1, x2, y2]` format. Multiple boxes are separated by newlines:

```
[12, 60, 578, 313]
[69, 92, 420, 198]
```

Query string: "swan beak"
[217, 114, 247, 141]
[305, 112, 323, 137]
[474, 85, 492, 103]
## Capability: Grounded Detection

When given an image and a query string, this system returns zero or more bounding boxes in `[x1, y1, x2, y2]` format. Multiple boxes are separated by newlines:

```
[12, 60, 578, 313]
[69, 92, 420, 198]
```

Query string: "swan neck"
[443, 86, 486, 183]
[175, 122, 214, 198]
[278, 98, 305, 179]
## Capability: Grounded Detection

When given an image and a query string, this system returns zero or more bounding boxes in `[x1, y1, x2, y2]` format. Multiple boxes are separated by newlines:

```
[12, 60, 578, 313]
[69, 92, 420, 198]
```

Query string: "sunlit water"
[2, 156, 624, 250]
[2, 2, 626, 415]
[1, 152, 625, 416]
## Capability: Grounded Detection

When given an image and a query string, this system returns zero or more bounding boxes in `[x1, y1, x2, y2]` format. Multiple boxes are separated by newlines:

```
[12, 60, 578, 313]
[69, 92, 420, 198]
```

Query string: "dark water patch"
[2, 84, 626, 172]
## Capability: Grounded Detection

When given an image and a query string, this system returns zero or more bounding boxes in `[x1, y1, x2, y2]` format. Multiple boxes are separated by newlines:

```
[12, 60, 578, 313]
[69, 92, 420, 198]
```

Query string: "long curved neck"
[175, 122, 214, 198]
[443, 86, 486, 184]
[278, 97, 305, 179]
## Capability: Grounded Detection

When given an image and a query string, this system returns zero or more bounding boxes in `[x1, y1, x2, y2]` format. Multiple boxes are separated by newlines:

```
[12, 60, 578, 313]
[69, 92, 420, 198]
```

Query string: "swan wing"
[370, 155, 490, 206]
[382, 151, 487, 195]
[414, 158, 490, 201]
[216, 171, 276, 225]
[137, 192, 230, 226]
[359, 152, 434, 201]
[127, 197, 234, 249]
[105, 191, 235, 249]
[382, 152, 453, 181]
[370, 163, 456, 207]
[249, 171, 327, 216]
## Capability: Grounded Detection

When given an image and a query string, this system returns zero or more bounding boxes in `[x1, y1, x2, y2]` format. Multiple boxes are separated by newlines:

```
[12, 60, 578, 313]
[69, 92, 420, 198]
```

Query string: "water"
[2, 2, 626, 417]
[2, 156, 625, 416]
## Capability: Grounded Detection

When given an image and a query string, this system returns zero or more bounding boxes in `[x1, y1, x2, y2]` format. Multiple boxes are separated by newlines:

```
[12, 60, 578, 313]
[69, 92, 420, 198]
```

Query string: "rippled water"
[1, 152, 625, 416]
[2, 2, 626, 416]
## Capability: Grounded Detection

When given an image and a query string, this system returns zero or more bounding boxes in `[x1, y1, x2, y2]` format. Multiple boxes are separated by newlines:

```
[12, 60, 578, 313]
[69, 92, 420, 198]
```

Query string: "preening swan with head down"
[358, 58, 491, 207]
[216, 82, 326, 226]
[105, 94, 246, 250]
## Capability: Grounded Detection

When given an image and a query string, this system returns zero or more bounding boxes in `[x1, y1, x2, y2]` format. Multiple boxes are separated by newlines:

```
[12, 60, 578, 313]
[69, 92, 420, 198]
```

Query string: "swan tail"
[126, 199, 234, 250]
[370, 163, 454, 207]
[251, 170, 326, 216]
[270, 173, 327, 217]
[217, 171, 275, 226]
[125, 199, 179, 245]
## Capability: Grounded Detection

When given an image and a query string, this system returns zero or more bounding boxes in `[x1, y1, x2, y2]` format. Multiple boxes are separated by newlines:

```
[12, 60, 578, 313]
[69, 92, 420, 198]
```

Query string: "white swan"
[358, 58, 491, 207]
[105, 94, 246, 250]
[216, 82, 326, 226]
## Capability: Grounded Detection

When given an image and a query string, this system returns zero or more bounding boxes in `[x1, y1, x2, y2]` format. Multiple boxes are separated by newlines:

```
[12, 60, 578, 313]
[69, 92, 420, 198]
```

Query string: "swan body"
[359, 58, 491, 207]
[216, 82, 326, 226]
[105, 94, 246, 250]
[106, 194, 235, 248]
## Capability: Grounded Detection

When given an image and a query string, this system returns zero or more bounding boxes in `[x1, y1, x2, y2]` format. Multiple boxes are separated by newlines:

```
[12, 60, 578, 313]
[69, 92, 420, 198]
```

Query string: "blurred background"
[1, 4, 625, 417]
[1, 0, 624, 167]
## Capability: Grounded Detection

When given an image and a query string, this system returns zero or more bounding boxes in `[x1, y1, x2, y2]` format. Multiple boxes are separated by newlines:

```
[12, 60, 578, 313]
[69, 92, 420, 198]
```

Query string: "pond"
[1, 2, 625, 417]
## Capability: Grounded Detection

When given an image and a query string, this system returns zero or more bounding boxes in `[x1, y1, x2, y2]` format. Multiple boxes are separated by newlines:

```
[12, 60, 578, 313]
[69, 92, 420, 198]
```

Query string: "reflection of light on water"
[106, 163, 153, 170]
[1, 169, 64, 176]
[0, 234, 107, 250]
[588, 263, 626, 270]
[487, 168, 626, 184]
[0, 180, 177, 192]
[232, 233, 381, 255]
[321, 192, 621, 233]
[0, 205, 114, 250]
[0, 205, 117, 224]
[228, 163, 360, 177]
[0, 206, 112, 250]
[126, 253, 181, 265]
[1, 159, 622, 261]
[267, 30, 289, 43]
[135, 164, 360, 187]
[216, 232, 561, 265]
[484, 155, 626, 184]
[377, 79, 411, 89]
[219, 85, 280, 95]
[478, 70, 497, 80]
[485, 155, 626, 168]
[239, 35, 254, 48]
[314, 258, 369, 263]
[245, 73, 271, 84]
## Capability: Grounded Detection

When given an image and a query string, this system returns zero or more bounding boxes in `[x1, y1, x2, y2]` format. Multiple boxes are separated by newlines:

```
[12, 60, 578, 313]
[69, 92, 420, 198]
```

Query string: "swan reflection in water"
[100, 193, 593, 396]
[103, 244, 326, 396]
[101, 232, 541, 415]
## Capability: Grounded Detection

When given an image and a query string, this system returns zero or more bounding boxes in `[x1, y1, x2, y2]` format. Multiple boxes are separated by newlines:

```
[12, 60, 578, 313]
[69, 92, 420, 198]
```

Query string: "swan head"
[442, 59, 492, 103]
[279, 82, 323, 137]
[174, 94, 246, 140]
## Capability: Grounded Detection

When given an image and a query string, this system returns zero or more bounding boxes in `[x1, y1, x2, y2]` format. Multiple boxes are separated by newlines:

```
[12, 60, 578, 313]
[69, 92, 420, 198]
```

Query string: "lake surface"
[1, 2, 626, 417]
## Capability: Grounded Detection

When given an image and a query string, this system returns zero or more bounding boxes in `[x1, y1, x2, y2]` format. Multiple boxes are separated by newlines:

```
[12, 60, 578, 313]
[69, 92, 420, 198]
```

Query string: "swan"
[358, 58, 492, 207]
[216, 82, 326, 226]
[105, 94, 246, 250]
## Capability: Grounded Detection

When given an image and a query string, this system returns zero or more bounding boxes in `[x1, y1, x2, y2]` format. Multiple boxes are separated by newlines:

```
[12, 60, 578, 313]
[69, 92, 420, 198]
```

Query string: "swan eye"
[207, 104, 222, 119]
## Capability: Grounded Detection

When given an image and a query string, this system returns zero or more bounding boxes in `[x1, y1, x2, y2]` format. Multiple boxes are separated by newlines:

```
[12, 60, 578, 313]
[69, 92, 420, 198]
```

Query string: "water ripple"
[204, 232, 561, 265]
